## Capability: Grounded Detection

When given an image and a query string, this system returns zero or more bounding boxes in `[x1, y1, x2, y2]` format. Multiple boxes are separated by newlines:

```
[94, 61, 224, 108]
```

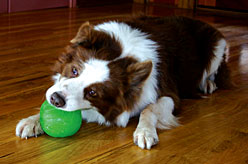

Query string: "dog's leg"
[16, 113, 44, 139]
[199, 39, 227, 94]
[133, 96, 179, 149]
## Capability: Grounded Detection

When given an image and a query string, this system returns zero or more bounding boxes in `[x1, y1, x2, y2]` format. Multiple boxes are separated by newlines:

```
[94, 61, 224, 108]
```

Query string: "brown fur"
[83, 58, 152, 122]
[71, 21, 122, 61]
[125, 16, 228, 100]
[52, 16, 231, 122]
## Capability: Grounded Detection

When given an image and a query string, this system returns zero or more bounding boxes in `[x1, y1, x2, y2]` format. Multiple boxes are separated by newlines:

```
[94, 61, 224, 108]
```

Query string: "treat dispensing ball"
[40, 100, 82, 137]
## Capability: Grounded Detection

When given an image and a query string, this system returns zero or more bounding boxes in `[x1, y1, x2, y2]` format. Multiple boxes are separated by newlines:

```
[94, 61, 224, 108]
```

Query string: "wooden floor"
[1, 3, 248, 164]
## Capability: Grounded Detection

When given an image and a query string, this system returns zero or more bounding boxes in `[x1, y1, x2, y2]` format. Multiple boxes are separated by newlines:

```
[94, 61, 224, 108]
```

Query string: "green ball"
[40, 100, 82, 137]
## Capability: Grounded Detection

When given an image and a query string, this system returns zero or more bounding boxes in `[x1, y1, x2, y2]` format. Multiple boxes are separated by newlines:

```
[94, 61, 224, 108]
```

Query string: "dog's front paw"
[133, 127, 159, 149]
[16, 114, 44, 139]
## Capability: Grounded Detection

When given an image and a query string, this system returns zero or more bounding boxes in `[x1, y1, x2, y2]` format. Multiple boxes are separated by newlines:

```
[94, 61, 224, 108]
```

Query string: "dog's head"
[46, 22, 152, 123]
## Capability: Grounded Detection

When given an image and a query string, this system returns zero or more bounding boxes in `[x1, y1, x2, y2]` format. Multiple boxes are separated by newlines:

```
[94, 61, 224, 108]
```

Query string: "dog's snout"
[50, 92, 66, 108]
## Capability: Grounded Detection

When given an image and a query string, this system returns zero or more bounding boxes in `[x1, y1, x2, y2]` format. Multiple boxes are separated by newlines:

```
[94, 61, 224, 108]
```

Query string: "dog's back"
[126, 16, 231, 99]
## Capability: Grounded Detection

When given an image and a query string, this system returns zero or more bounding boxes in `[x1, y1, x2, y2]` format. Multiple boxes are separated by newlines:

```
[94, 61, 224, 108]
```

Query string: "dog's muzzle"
[50, 92, 66, 108]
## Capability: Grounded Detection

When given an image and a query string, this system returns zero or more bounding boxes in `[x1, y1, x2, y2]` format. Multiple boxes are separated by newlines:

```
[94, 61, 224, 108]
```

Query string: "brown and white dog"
[16, 16, 231, 149]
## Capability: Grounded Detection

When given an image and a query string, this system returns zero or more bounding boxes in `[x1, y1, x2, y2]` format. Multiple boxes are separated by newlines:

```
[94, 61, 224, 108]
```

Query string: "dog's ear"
[127, 60, 153, 87]
[70, 21, 94, 44]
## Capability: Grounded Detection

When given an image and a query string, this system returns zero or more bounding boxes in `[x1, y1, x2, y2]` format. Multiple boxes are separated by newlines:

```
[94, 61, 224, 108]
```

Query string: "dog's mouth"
[48, 90, 96, 111]
[81, 108, 93, 111]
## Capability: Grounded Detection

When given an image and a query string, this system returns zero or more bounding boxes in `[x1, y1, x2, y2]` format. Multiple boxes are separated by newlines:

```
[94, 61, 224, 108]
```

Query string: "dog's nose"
[50, 92, 65, 108]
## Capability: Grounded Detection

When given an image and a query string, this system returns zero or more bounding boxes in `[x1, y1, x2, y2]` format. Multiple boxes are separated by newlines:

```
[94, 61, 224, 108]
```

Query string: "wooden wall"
[9, 0, 69, 13]
[0, 0, 72, 13]
[134, 0, 195, 9]
[134, 0, 248, 11]
[216, 0, 248, 11]
[175, 0, 194, 9]
[0, 0, 8, 13]
[198, 0, 216, 7]
[77, 0, 132, 7]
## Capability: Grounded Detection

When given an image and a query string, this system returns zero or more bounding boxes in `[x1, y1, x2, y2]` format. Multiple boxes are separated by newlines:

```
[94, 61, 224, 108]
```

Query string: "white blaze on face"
[46, 58, 110, 111]
[80, 59, 110, 87]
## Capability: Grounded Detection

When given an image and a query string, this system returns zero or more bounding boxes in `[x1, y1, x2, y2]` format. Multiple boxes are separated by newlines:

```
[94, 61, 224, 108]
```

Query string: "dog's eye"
[71, 67, 78, 77]
[88, 90, 97, 97]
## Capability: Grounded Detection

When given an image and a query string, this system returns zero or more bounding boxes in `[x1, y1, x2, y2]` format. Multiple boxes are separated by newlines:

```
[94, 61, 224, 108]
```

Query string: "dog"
[16, 16, 231, 149]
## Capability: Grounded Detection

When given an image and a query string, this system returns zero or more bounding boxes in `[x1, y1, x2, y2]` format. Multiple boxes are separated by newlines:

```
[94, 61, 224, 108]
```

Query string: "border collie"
[16, 16, 231, 149]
